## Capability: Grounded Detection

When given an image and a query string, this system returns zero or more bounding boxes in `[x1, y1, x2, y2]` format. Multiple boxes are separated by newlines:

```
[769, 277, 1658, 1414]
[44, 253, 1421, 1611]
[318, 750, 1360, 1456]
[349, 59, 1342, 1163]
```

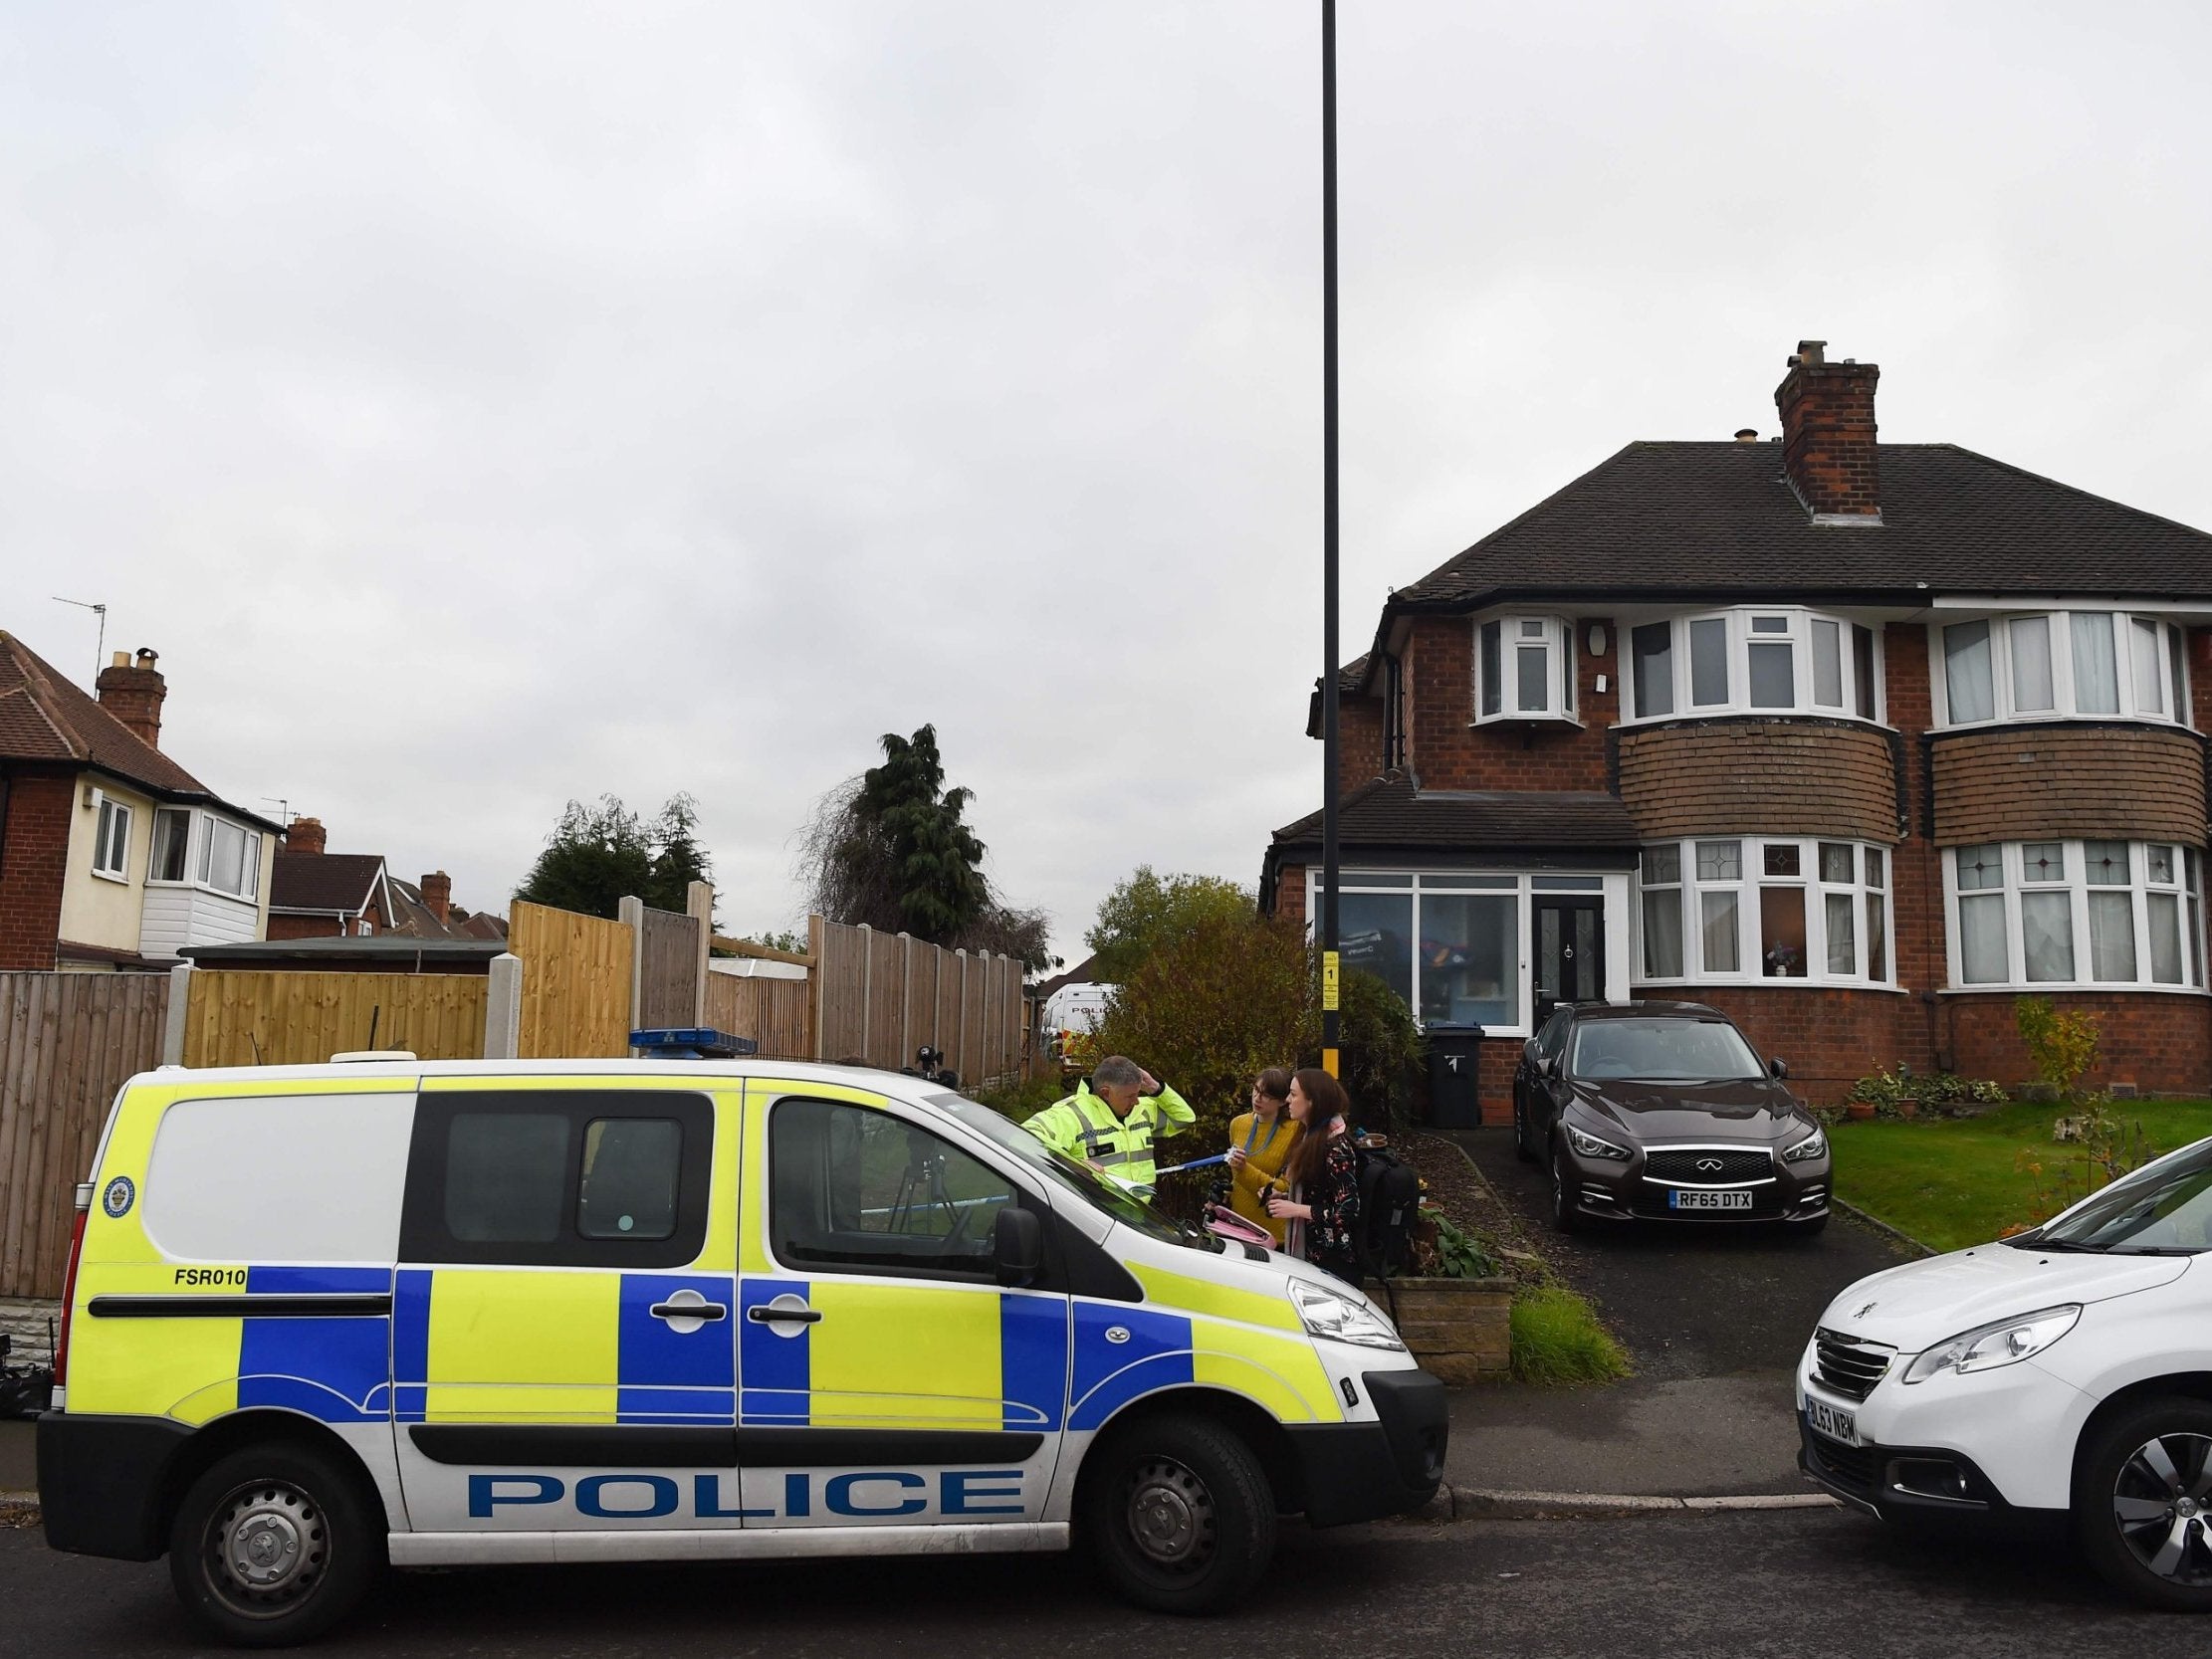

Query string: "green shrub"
[1334, 967, 1424, 1130]
[1414, 1204, 1501, 1280]
[1847, 1063, 2007, 1118]
[2016, 997, 2102, 1102]
[972, 1071, 1067, 1122]
[1509, 1286, 1632, 1385]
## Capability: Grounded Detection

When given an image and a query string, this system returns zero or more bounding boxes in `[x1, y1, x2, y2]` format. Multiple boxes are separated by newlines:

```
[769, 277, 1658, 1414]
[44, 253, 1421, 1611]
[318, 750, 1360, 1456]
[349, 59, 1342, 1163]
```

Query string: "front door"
[735, 1082, 1067, 1529]
[390, 1079, 746, 1536]
[1533, 896, 1605, 1022]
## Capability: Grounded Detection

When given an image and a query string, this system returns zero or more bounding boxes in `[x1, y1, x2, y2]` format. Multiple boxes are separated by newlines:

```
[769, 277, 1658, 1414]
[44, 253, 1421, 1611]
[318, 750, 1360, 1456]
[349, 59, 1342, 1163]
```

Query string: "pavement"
[0, 1415, 30, 1497]
[1439, 1126, 1910, 1497]
[0, 1506, 2172, 1658]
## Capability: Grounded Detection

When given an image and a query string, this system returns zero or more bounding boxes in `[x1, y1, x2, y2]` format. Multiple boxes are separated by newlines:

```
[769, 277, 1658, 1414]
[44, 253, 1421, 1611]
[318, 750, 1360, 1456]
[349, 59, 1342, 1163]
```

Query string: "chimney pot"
[286, 816, 328, 858]
[1734, 428, 1759, 443]
[95, 645, 168, 749]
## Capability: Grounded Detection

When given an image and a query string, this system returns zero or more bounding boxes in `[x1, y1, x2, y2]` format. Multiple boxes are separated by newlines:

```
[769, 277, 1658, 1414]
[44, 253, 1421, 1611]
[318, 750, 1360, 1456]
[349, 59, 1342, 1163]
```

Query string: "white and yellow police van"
[39, 1057, 1446, 1645]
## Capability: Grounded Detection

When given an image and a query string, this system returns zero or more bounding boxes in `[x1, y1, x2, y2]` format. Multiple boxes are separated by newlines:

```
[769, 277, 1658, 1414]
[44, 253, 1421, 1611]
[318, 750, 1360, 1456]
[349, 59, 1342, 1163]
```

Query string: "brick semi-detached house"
[1261, 341, 2212, 1119]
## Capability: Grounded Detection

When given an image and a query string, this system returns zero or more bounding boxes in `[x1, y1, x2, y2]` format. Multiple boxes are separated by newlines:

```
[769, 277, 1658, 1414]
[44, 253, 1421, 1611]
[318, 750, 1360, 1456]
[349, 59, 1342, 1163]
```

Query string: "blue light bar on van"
[628, 1028, 761, 1059]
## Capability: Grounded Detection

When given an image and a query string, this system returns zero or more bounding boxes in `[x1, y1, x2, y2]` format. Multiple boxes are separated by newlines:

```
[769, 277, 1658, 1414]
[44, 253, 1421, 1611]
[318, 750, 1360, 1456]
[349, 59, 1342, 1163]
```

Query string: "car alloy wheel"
[1549, 1140, 1580, 1233]
[2111, 1432, 2212, 1587]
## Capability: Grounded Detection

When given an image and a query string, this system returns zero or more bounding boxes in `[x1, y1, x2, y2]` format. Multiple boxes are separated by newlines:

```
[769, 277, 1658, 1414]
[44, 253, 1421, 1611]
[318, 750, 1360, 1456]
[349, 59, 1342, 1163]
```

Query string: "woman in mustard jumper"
[1224, 1067, 1302, 1242]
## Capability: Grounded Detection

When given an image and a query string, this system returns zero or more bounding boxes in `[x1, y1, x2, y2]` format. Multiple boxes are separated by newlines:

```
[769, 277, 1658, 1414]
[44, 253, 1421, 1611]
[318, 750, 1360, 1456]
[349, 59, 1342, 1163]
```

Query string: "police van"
[39, 1057, 1446, 1644]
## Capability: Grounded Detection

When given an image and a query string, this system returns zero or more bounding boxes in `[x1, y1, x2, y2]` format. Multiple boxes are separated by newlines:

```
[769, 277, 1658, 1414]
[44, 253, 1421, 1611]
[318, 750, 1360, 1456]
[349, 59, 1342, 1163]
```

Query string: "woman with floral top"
[1266, 1068, 1361, 1284]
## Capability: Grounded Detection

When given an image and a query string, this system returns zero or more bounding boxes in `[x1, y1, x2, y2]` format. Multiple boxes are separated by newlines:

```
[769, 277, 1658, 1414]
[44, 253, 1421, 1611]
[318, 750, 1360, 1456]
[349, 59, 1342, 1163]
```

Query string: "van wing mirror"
[1769, 1056, 1790, 1080]
[993, 1206, 1043, 1288]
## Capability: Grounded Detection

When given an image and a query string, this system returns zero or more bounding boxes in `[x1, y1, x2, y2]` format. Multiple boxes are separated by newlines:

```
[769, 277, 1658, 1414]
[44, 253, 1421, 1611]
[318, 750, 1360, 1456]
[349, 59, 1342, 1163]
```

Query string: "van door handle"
[649, 1300, 729, 1324]
[747, 1304, 821, 1325]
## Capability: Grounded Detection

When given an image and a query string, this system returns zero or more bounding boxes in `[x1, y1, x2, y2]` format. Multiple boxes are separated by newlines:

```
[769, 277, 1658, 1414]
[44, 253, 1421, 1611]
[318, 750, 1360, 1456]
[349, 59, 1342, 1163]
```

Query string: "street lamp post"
[1319, 0, 1342, 1078]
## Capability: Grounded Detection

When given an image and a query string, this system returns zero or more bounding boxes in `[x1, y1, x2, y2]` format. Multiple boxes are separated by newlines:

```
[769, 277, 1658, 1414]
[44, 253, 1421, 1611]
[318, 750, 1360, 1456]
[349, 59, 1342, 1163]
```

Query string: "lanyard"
[1242, 1112, 1283, 1157]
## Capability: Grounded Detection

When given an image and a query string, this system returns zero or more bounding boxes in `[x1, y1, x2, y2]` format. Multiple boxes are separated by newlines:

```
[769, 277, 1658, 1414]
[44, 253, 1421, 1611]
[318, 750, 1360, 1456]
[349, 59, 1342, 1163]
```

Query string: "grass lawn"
[1830, 1098, 2212, 1253]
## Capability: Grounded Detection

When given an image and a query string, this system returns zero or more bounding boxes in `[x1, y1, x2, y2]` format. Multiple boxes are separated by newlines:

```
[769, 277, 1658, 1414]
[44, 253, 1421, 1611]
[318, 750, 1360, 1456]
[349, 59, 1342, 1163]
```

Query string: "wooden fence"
[180, 970, 487, 1067]
[703, 973, 811, 1060]
[0, 973, 167, 1300]
[635, 906, 702, 1029]
[511, 901, 633, 1060]
[811, 921, 1025, 1081]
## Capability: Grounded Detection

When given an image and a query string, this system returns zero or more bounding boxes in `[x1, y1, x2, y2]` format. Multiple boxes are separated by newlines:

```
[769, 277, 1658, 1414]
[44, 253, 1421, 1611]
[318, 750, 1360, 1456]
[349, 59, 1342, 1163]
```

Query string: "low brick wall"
[1375, 1276, 1513, 1382]
[1944, 991, 2212, 1097]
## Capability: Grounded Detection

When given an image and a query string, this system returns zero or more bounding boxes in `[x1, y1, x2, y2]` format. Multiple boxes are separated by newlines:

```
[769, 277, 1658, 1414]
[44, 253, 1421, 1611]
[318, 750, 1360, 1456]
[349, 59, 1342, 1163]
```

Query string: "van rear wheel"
[1083, 1414, 1275, 1614]
[168, 1442, 382, 1647]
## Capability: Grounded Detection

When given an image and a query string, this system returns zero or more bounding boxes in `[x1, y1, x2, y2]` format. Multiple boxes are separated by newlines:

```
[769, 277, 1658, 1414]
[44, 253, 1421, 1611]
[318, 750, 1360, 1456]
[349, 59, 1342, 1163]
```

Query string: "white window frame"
[146, 806, 195, 887]
[91, 794, 133, 883]
[1303, 867, 1629, 1038]
[1473, 614, 1578, 726]
[193, 815, 263, 902]
[1632, 836, 1897, 988]
[1621, 608, 1885, 726]
[1942, 839, 2208, 993]
[1930, 610, 2192, 731]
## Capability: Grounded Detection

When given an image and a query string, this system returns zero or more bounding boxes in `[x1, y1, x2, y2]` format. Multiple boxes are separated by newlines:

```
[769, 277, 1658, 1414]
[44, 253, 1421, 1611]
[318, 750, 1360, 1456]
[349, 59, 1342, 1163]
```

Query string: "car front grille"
[1803, 1426, 1877, 1496]
[1643, 1146, 1775, 1185]
[1813, 1328, 1893, 1401]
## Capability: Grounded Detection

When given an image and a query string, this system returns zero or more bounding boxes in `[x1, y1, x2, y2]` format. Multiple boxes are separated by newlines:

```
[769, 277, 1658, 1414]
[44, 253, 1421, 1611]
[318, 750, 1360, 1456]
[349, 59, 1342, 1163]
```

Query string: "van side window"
[770, 1098, 1019, 1278]
[401, 1091, 712, 1269]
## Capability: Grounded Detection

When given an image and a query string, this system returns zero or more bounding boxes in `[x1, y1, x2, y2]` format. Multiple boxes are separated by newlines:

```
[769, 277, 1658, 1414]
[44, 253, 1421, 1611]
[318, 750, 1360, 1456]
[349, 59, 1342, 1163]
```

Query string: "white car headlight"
[1781, 1128, 1827, 1163]
[1566, 1122, 1632, 1161]
[1901, 1304, 2082, 1384]
[1291, 1280, 1405, 1351]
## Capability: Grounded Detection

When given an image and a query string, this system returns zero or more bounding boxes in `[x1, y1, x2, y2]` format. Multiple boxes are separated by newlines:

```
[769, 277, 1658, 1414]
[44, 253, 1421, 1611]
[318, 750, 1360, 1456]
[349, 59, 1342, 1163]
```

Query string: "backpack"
[1354, 1142, 1422, 1279]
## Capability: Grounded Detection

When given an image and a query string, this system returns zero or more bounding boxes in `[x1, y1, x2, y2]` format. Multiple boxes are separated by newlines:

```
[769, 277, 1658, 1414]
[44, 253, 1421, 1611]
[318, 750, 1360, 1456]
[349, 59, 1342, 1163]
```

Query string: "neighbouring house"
[1260, 340, 2212, 1113]
[0, 636, 281, 970]
[267, 815, 507, 943]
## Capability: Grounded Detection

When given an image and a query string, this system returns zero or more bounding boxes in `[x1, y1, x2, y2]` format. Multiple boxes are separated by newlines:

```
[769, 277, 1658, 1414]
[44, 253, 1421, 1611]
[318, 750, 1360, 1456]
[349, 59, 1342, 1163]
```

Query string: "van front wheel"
[1084, 1414, 1276, 1614]
[168, 1443, 382, 1647]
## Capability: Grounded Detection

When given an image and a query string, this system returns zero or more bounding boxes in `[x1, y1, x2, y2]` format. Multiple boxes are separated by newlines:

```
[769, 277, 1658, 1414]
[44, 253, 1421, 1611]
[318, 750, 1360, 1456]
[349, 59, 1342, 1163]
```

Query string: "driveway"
[1440, 1127, 1910, 1497]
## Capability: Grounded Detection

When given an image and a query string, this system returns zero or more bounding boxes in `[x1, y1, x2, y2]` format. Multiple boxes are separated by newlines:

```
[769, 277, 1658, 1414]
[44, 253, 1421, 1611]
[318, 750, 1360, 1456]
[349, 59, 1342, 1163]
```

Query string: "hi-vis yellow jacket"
[1021, 1080, 1195, 1192]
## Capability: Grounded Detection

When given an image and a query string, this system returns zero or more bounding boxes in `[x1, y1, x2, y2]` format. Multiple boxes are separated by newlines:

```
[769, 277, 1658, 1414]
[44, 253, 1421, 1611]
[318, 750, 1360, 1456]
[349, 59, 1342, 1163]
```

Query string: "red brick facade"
[0, 771, 75, 971]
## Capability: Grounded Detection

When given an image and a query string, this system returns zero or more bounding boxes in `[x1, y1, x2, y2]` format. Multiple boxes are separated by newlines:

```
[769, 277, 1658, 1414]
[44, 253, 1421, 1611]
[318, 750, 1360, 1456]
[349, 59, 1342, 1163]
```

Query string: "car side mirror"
[1541, 1056, 1560, 1081]
[1769, 1057, 1790, 1080]
[993, 1207, 1043, 1288]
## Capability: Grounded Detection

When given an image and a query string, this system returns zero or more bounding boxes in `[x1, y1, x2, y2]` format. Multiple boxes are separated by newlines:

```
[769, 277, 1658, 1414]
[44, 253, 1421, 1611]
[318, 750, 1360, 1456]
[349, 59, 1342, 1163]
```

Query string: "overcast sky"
[6, 2, 2209, 963]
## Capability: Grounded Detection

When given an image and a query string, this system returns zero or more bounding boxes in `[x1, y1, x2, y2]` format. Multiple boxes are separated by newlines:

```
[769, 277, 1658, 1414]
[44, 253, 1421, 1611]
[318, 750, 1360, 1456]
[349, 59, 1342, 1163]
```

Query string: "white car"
[1799, 1134, 2212, 1610]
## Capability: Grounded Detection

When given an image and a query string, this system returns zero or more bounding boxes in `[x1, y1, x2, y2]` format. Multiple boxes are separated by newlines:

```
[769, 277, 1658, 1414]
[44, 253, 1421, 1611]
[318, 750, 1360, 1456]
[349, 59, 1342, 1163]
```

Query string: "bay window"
[1635, 836, 1892, 985]
[196, 816, 262, 901]
[1624, 610, 1882, 723]
[1477, 616, 1576, 723]
[1947, 840, 2206, 990]
[150, 807, 192, 883]
[1934, 611, 2189, 728]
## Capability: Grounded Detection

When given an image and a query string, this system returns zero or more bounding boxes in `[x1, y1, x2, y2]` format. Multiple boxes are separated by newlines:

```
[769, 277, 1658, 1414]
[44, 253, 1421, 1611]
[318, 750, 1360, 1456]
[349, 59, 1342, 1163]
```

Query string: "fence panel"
[0, 973, 167, 1301]
[866, 931, 904, 1068]
[180, 970, 488, 1069]
[637, 908, 702, 1030]
[814, 921, 867, 1062]
[703, 973, 812, 1059]
[799, 920, 1021, 1083]
[512, 901, 633, 1059]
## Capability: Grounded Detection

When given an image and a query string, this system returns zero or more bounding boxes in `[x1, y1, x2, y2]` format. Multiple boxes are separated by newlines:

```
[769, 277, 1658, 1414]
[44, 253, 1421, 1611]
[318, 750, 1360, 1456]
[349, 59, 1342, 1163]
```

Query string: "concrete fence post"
[897, 933, 913, 1067]
[687, 880, 714, 1025]
[617, 896, 645, 1047]
[858, 923, 873, 1066]
[485, 952, 524, 1060]
[161, 961, 194, 1066]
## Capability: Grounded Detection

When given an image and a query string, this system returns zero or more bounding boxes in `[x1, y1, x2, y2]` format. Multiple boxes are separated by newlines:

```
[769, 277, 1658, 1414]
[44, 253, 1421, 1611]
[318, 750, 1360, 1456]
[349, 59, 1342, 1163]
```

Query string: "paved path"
[1441, 1127, 1909, 1496]
[0, 1507, 2167, 1658]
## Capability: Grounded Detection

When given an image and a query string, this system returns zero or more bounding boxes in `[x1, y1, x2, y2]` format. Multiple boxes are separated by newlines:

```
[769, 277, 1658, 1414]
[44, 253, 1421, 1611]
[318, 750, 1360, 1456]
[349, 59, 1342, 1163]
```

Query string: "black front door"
[1533, 897, 1604, 1021]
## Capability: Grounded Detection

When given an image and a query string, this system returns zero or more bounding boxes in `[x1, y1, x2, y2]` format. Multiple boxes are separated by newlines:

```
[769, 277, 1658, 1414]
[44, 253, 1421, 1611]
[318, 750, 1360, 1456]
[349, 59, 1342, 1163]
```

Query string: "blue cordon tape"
[1151, 1152, 1230, 1175]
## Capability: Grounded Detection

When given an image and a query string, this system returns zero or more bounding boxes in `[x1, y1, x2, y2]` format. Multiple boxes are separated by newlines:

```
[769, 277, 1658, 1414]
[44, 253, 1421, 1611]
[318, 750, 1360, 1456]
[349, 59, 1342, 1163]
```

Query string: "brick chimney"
[95, 648, 167, 748]
[287, 817, 328, 857]
[1774, 340, 1881, 522]
[420, 871, 452, 926]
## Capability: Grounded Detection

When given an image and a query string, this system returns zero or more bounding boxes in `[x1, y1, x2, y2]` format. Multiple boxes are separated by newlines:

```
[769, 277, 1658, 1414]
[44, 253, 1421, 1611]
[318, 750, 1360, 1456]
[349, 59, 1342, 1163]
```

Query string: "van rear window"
[445, 1113, 566, 1244]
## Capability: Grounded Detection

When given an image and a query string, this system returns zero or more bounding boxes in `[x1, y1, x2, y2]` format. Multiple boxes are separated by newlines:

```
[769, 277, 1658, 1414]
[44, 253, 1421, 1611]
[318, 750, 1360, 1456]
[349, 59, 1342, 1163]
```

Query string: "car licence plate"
[1806, 1397, 1858, 1446]
[1667, 1188, 1753, 1210]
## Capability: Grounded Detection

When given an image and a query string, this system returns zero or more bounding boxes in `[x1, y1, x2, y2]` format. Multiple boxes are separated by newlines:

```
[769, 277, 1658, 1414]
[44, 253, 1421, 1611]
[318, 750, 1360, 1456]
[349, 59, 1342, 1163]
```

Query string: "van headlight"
[1781, 1128, 1827, 1163]
[1901, 1305, 2081, 1384]
[1291, 1281, 1405, 1351]
[1565, 1123, 1632, 1161]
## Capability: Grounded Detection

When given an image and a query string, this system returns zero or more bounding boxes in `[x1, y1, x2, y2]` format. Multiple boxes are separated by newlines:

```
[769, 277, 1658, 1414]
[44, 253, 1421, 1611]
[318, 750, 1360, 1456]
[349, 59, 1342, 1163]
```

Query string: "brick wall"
[0, 771, 73, 971]
[1617, 720, 1896, 840]
[1886, 624, 1949, 1008]
[1657, 984, 1930, 1104]
[1403, 614, 1614, 791]
[1931, 725, 2208, 845]
[267, 912, 342, 940]
[1944, 992, 2212, 1096]
[1274, 862, 1307, 925]
[1338, 696, 1387, 796]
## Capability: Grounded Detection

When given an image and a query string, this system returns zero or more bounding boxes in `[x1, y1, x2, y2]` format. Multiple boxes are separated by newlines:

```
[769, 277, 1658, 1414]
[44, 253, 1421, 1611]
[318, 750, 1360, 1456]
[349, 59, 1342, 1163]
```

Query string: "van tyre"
[168, 1443, 383, 1647]
[2076, 1396, 2212, 1612]
[1084, 1414, 1275, 1614]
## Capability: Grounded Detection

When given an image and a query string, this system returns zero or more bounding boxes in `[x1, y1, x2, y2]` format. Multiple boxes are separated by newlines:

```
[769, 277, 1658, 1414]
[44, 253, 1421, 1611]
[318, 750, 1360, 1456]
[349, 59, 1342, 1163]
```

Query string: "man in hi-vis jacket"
[1022, 1054, 1195, 1195]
